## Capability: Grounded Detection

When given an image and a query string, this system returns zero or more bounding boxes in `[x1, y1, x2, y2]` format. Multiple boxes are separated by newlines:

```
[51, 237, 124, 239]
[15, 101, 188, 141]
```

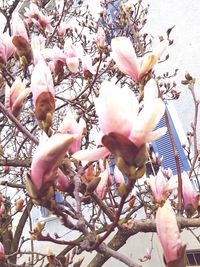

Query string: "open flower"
[64, 39, 83, 73]
[73, 80, 166, 162]
[28, 133, 75, 195]
[31, 60, 55, 131]
[58, 112, 86, 155]
[24, 3, 53, 33]
[149, 168, 168, 203]
[111, 37, 168, 82]
[156, 200, 186, 266]
[5, 77, 30, 117]
[0, 33, 15, 66]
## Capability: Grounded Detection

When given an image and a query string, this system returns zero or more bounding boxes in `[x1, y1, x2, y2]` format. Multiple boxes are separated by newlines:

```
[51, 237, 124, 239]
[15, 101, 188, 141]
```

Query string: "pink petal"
[96, 169, 109, 199]
[12, 15, 29, 43]
[72, 147, 110, 161]
[31, 133, 75, 190]
[156, 200, 183, 263]
[111, 37, 140, 82]
[31, 60, 54, 104]
[95, 81, 138, 136]
[130, 99, 165, 147]
[182, 172, 198, 207]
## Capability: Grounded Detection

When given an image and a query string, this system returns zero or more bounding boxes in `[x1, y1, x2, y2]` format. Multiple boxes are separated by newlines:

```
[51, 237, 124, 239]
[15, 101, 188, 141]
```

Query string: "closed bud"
[86, 177, 101, 194]
[118, 183, 127, 197]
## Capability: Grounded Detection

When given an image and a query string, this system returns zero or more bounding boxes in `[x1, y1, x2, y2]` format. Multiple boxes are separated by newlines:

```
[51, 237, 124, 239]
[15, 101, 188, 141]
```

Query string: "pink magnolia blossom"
[31, 35, 46, 65]
[5, 77, 30, 117]
[12, 15, 31, 63]
[58, 112, 86, 155]
[73, 80, 166, 161]
[0, 33, 15, 65]
[0, 242, 5, 261]
[111, 37, 168, 82]
[64, 39, 83, 73]
[12, 15, 29, 43]
[182, 171, 198, 212]
[82, 55, 97, 78]
[156, 200, 186, 265]
[96, 27, 106, 49]
[149, 168, 168, 203]
[31, 60, 55, 123]
[24, 3, 53, 33]
[30, 133, 75, 191]
[57, 169, 70, 192]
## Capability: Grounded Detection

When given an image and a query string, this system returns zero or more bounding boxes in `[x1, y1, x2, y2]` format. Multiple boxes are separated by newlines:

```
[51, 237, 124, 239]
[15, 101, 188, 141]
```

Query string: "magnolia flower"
[0, 33, 15, 65]
[82, 55, 97, 78]
[58, 112, 86, 155]
[182, 171, 198, 216]
[111, 37, 168, 82]
[29, 133, 75, 193]
[0, 242, 5, 261]
[31, 60, 55, 129]
[149, 168, 168, 203]
[31, 35, 46, 65]
[12, 15, 32, 63]
[57, 169, 70, 192]
[5, 77, 30, 117]
[24, 3, 53, 33]
[96, 27, 106, 49]
[64, 39, 83, 73]
[42, 46, 66, 77]
[156, 200, 186, 266]
[73, 80, 166, 161]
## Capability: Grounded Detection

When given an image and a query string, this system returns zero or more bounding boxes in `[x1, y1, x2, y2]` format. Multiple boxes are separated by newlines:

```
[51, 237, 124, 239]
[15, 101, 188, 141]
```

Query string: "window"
[186, 250, 200, 266]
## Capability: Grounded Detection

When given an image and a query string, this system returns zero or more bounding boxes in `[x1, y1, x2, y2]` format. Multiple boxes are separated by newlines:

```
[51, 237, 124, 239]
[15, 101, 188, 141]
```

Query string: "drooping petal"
[111, 37, 140, 82]
[143, 79, 159, 106]
[130, 98, 165, 147]
[139, 40, 168, 79]
[153, 40, 168, 60]
[145, 127, 167, 143]
[95, 81, 139, 136]
[156, 200, 184, 264]
[72, 147, 110, 162]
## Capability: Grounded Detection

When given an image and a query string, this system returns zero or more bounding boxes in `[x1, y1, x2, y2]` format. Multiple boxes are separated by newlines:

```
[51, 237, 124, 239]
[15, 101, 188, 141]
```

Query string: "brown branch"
[0, 158, 31, 167]
[87, 217, 200, 267]
[0, 103, 39, 145]
[10, 201, 33, 264]
[164, 111, 183, 215]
